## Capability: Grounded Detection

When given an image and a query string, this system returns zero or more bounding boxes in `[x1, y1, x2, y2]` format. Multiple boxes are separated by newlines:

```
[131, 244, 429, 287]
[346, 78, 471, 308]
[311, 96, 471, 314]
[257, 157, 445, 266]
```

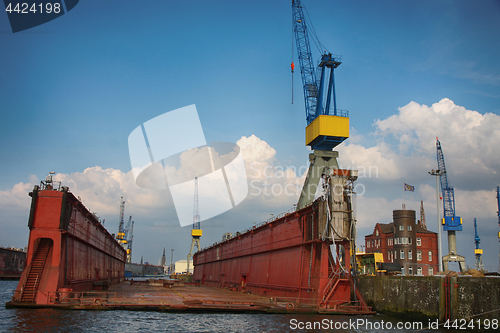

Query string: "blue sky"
[1, 1, 499, 270]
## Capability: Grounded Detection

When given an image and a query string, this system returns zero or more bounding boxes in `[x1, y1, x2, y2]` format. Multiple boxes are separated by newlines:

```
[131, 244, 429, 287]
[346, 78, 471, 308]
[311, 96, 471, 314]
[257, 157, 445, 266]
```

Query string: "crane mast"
[435, 138, 465, 272]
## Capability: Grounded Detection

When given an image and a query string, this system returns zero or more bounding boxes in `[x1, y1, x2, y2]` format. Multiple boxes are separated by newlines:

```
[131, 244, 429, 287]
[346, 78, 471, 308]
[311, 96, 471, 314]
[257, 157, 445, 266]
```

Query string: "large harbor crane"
[473, 218, 483, 271]
[291, 0, 359, 305]
[292, 0, 351, 209]
[435, 138, 465, 272]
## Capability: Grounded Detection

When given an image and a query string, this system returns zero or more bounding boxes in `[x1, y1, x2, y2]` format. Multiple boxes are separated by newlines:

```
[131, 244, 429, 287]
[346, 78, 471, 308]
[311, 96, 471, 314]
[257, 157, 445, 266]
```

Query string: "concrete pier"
[357, 275, 500, 324]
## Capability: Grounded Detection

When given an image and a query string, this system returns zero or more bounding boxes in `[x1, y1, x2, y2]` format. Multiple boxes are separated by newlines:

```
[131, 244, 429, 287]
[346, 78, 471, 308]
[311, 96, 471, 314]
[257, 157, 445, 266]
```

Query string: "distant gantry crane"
[473, 218, 483, 271]
[187, 177, 202, 274]
[420, 200, 427, 229]
[435, 138, 465, 272]
[116, 196, 134, 263]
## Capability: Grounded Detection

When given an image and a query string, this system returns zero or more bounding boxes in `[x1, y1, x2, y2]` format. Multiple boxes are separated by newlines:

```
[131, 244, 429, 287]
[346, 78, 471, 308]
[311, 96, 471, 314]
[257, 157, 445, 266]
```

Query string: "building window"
[429, 267, 434, 276]
[408, 225, 412, 231]
[395, 251, 397, 260]
[417, 251, 422, 261]
[409, 266, 413, 275]
[409, 238, 412, 245]
[417, 267, 422, 275]
[399, 225, 404, 231]
[376, 230, 379, 236]
[400, 250, 405, 260]
[408, 250, 412, 260]
[416, 238, 421, 246]
[403, 237, 408, 245]
[428, 251, 432, 262]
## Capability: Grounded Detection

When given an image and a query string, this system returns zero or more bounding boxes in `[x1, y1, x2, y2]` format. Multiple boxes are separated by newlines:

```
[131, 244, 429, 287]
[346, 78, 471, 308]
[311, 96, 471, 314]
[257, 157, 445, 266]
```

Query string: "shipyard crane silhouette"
[292, 0, 352, 210]
[420, 200, 427, 229]
[435, 138, 465, 272]
[187, 177, 202, 274]
[473, 218, 483, 271]
[116, 197, 134, 263]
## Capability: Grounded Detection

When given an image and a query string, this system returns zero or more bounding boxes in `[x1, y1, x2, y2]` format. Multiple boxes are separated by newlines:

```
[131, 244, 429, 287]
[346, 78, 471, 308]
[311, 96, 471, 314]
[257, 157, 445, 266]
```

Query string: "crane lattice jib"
[117, 197, 126, 240]
[125, 216, 132, 240]
[436, 139, 455, 218]
[292, 0, 318, 125]
[193, 177, 200, 230]
[474, 218, 480, 248]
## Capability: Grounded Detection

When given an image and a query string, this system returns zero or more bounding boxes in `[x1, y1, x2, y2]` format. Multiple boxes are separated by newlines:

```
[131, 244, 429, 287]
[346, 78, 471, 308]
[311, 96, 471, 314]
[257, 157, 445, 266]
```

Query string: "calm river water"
[1, 280, 457, 332]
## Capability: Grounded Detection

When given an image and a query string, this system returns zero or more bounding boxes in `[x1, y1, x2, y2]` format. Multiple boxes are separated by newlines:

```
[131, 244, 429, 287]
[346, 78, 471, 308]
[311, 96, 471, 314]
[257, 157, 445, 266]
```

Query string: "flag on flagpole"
[404, 183, 415, 192]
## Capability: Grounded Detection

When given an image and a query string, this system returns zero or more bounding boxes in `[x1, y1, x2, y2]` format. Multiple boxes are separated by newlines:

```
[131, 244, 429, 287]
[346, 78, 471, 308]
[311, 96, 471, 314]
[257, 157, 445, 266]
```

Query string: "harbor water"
[1, 280, 456, 332]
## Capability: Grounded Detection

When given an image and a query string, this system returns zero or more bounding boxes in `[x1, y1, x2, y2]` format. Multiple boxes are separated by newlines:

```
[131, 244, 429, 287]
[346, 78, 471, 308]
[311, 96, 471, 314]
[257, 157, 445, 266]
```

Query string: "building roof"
[366, 221, 436, 238]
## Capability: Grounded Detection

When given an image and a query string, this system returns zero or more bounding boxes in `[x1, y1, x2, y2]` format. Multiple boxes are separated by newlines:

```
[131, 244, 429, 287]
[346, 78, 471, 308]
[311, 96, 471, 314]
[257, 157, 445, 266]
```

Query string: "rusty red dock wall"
[12, 186, 126, 305]
[193, 202, 352, 309]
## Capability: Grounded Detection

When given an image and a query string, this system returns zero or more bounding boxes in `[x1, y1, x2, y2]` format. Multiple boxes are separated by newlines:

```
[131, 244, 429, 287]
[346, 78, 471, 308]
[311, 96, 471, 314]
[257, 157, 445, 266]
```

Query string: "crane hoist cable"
[302, 0, 327, 54]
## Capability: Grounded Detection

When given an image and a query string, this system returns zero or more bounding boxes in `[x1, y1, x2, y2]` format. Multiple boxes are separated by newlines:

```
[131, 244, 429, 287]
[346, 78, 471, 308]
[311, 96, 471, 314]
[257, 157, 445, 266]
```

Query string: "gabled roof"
[415, 224, 437, 234]
[378, 222, 394, 234]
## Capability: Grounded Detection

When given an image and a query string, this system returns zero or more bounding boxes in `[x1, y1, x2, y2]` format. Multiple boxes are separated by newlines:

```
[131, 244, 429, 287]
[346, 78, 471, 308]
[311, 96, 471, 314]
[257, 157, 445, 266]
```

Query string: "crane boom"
[292, 0, 318, 125]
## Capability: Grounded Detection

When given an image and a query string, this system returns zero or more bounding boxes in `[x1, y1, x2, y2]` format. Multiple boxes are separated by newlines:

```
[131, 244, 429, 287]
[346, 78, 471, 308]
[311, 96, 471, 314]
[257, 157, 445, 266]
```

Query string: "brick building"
[365, 209, 439, 275]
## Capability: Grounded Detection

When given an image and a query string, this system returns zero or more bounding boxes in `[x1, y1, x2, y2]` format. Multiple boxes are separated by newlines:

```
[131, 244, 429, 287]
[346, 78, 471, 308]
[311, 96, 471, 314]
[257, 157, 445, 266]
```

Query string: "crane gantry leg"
[297, 150, 339, 210]
[442, 230, 466, 272]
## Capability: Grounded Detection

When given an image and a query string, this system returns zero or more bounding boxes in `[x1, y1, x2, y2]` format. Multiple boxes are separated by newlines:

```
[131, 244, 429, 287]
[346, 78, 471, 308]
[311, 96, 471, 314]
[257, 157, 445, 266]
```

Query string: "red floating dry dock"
[9, 181, 126, 305]
[7, 173, 373, 315]
[193, 171, 373, 314]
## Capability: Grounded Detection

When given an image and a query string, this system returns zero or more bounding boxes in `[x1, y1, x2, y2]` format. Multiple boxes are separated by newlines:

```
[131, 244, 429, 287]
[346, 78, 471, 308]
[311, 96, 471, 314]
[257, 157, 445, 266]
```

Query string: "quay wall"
[357, 275, 500, 323]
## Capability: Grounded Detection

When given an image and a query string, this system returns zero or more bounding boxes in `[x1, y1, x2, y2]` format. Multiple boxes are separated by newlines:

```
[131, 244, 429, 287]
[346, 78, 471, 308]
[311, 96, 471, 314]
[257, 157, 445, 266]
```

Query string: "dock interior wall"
[194, 202, 352, 307]
[14, 188, 126, 305]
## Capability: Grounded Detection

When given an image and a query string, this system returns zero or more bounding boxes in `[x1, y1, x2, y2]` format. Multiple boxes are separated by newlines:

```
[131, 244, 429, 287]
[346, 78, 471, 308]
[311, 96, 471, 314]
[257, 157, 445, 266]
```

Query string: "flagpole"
[403, 183, 406, 209]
